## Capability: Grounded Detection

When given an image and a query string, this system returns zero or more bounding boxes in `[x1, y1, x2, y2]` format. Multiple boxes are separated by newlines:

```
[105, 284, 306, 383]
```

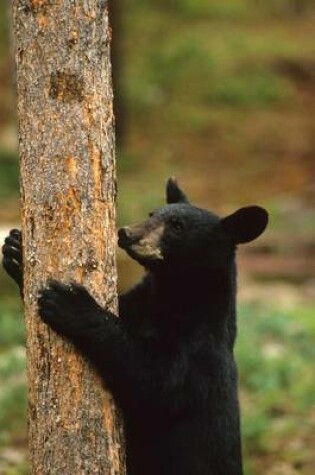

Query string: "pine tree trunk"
[11, 1, 125, 473]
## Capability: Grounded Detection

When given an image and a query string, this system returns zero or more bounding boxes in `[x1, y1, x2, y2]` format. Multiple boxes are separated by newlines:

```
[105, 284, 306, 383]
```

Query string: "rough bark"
[11, 1, 125, 473]
[108, 0, 125, 146]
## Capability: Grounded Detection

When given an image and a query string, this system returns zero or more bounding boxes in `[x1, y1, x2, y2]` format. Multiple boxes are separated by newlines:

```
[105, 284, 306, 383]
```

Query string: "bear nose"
[118, 227, 133, 247]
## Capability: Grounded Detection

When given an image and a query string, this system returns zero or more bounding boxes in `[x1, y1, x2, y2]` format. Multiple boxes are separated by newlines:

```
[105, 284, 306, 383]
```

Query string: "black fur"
[2, 178, 268, 475]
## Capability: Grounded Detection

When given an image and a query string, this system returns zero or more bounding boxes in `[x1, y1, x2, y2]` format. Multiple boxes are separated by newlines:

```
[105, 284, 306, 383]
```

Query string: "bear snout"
[118, 224, 146, 249]
[118, 227, 133, 248]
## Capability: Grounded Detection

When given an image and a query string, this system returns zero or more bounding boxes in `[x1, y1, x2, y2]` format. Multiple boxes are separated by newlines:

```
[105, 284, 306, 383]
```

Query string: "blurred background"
[0, 1, 314, 473]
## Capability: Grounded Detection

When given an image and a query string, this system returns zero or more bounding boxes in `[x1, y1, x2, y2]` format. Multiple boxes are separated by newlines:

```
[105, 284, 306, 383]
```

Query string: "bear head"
[118, 178, 268, 271]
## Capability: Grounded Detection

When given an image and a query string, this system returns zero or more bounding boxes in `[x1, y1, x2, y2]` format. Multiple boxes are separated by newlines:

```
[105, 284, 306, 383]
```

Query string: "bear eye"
[170, 217, 183, 231]
[149, 209, 159, 218]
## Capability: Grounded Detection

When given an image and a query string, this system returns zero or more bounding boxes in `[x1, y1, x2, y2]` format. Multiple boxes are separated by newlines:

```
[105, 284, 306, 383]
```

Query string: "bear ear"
[221, 206, 268, 244]
[166, 177, 190, 204]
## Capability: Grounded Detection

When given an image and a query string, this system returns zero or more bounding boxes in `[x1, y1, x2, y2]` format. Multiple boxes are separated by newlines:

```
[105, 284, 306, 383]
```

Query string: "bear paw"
[2, 229, 23, 291]
[38, 280, 102, 339]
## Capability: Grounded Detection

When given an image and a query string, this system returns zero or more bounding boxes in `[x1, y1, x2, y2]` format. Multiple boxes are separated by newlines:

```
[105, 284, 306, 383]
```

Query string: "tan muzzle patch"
[131, 223, 165, 260]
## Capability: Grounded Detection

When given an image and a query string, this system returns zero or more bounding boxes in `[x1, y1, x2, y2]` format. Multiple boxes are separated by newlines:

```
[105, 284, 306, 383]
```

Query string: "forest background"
[0, 1, 314, 474]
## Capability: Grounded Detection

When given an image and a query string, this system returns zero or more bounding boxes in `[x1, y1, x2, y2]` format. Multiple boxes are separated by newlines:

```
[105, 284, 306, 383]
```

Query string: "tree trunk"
[108, 0, 125, 147]
[11, 1, 125, 473]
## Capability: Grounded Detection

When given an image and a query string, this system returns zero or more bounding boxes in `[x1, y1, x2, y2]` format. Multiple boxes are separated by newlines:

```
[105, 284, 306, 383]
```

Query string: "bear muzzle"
[118, 225, 144, 249]
[118, 222, 165, 262]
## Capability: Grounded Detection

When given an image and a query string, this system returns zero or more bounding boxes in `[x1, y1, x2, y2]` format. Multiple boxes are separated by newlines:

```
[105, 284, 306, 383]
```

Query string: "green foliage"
[123, 1, 309, 125]
[117, 178, 164, 225]
[128, 0, 315, 20]
[254, 0, 314, 17]
[207, 71, 292, 107]
[0, 3, 9, 58]
[1, 464, 30, 475]
[0, 270, 23, 347]
[169, 0, 249, 20]
[0, 310, 25, 348]
[237, 304, 315, 467]
[0, 278, 26, 446]
[0, 349, 27, 445]
[0, 151, 19, 200]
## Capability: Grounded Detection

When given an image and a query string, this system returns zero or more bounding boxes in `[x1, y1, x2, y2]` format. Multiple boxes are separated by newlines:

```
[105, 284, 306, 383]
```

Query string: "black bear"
[2, 178, 268, 475]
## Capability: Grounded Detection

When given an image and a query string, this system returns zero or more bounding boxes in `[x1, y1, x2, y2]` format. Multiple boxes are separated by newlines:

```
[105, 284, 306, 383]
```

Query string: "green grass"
[0, 308, 25, 348]
[129, 0, 315, 20]
[0, 4, 9, 58]
[0, 292, 26, 449]
[1, 464, 30, 475]
[0, 151, 19, 201]
[206, 70, 292, 107]
[0, 352, 27, 445]
[123, 21, 299, 115]
[237, 304, 315, 473]
[113, 0, 315, 220]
